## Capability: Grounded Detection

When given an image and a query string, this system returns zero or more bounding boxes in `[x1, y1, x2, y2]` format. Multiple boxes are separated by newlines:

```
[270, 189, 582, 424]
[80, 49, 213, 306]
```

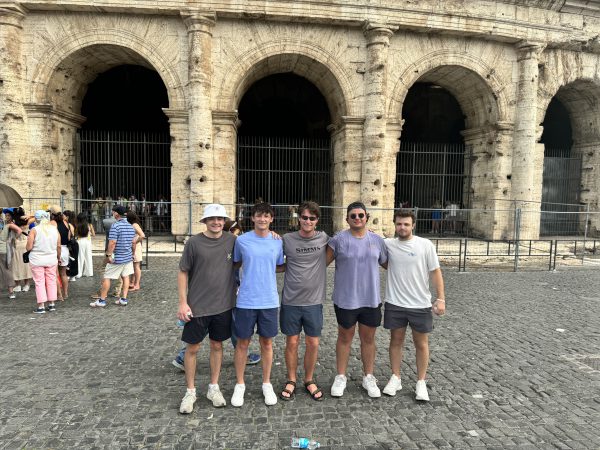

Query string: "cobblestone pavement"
[1, 257, 598, 449]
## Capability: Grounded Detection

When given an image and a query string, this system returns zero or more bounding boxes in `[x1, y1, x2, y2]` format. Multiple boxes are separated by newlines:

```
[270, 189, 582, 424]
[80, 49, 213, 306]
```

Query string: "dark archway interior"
[237, 73, 332, 232]
[540, 97, 573, 157]
[79, 65, 171, 213]
[238, 73, 330, 138]
[396, 83, 467, 219]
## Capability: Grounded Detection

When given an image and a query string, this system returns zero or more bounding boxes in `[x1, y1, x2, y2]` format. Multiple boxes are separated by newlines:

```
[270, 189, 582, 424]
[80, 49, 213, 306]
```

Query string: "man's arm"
[177, 270, 192, 321]
[326, 245, 335, 266]
[104, 239, 116, 264]
[430, 268, 446, 315]
[276, 264, 286, 273]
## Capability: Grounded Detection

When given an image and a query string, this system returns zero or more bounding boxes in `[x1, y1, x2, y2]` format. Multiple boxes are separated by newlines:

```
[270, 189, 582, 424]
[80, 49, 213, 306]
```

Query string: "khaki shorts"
[104, 262, 134, 280]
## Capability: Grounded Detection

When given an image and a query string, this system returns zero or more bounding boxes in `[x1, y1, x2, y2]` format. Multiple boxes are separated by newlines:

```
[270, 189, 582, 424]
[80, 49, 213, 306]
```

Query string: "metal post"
[414, 207, 419, 236]
[60, 193, 65, 212]
[188, 200, 193, 237]
[513, 208, 521, 272]
[582, 204, 590, 265]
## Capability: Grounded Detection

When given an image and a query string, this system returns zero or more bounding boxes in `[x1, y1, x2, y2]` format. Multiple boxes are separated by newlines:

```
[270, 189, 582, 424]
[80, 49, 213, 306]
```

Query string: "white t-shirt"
[384, 235, 440, 308]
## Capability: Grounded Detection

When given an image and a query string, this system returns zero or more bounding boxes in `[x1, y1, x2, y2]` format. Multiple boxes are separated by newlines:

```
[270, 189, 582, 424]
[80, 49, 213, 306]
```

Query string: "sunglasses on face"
[349, 213, 366, 219]
[301, 215, 318, 222]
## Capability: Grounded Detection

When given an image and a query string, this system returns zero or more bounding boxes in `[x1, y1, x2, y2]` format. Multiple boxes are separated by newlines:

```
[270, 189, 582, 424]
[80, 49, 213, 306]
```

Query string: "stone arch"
[388, 51, 508, 128]
[216, 41, 356, 122]
[29, 29, 185, 113]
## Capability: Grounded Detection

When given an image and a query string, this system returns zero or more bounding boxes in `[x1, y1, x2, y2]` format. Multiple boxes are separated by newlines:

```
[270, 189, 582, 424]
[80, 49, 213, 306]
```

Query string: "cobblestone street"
[0, 257, 598, 449]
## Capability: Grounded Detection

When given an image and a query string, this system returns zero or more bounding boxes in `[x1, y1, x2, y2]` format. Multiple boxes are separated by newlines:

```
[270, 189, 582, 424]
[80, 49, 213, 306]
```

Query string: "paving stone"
[0, 259, 598, 449]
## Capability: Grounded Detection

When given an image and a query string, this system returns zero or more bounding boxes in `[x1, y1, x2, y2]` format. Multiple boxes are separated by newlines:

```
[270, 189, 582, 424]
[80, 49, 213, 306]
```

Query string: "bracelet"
[436, 298, 445, 303]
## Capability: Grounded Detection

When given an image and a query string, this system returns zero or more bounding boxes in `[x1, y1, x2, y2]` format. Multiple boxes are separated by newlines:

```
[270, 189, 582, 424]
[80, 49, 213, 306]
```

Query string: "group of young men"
[176, 200, 446, 414]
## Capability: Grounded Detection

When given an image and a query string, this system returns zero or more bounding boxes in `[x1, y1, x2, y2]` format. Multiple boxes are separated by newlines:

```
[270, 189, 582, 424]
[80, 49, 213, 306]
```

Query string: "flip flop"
[304, 380, 324, 401]
[280, 380, 296, 401]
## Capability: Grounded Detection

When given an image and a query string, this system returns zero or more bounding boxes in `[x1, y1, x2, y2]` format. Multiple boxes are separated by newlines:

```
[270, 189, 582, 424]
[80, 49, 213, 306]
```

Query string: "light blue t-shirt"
[233, 231, 285, 309]
[328, 229, 388, 309]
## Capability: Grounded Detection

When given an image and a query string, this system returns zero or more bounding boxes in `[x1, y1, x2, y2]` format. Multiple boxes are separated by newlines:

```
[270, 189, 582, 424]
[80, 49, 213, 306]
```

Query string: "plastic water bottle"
[291, 437, 320, 449]
[176, 319, 186, 328]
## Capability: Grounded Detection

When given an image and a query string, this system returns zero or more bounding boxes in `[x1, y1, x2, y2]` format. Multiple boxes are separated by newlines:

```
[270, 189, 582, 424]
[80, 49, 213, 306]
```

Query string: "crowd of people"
[0, 203, 144, 313]
[88, 194, 169, 233]
[175, 200, 446, 414]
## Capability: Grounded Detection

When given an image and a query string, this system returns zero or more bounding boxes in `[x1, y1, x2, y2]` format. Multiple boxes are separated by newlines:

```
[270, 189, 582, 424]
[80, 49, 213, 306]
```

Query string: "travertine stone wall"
[2, 0, 600, 237]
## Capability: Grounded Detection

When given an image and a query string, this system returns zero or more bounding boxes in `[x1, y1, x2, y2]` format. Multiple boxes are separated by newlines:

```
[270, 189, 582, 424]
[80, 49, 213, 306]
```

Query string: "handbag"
[23, 250, 30, 264]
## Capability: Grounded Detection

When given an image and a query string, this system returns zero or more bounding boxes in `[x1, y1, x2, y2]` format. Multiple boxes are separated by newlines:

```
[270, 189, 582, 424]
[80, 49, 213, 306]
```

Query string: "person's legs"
[45, 265, 57, 302]
[234, 338, 250, 385]
[336, 325, 355, 375]
[30, 265, 47, 307]
[282, 335, 299, 398]
[99, 277, 111, 298]
[121, 274, 130, 299]
[133, 262, 141, 289]
[58, 266, 69, 298]
[389, 327, 407, 377]
[184, 342, 201, 389]
[358, 324, 377, 376]
[259, 336, 273, 384]
[412, 330, 430, 380]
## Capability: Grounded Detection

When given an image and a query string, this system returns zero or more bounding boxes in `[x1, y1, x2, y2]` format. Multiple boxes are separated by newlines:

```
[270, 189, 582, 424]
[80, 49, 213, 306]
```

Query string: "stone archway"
[389, 58, 507, 238]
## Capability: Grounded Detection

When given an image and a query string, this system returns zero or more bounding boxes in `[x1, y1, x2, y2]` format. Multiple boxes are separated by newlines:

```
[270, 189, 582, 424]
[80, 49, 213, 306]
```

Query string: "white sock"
[208, 383, 219, 391]
[262, 383, 272, 389]
[186, 388, 196, 395]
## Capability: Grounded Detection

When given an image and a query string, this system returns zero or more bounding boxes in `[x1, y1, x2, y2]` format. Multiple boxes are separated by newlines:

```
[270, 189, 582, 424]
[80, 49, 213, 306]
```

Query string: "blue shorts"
[233, 307, 279, 339]
[280, 304, 323, 337]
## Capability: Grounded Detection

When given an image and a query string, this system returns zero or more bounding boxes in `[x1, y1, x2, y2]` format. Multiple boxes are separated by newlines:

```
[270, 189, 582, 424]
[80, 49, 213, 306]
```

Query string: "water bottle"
[176, 319, 186, 328]
[291, 437, 320, 449]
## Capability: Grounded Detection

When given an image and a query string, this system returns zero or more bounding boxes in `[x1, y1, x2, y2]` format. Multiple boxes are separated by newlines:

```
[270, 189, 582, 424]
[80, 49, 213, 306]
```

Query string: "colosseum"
[1, 0, 600, 238]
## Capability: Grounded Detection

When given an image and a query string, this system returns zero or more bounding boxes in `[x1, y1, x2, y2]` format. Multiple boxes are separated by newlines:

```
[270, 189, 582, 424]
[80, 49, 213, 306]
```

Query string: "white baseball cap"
[200, 204, 229, 222]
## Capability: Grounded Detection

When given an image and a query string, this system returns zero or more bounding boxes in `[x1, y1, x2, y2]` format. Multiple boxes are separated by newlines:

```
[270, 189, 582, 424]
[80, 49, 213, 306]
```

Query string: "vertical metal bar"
[583, 203, 590, 265]
[548, 240, 553, 271]
[463, 238, 468, 272]
[514, 208, 521, 272]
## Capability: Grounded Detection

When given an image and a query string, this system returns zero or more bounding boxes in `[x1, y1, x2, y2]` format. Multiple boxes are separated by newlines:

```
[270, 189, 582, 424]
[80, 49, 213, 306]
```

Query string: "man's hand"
[432, 299, 446, 316]
[177, 305, 193, 322]
[270, 230, 282, 240]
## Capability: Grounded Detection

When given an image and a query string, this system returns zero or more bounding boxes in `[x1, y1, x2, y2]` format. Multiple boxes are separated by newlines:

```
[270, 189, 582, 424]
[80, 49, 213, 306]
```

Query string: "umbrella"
[0, 183, 23, 208]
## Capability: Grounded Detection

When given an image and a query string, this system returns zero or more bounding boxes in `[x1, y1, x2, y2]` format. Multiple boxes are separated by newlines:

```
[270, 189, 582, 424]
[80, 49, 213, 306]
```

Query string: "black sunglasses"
[301, 215, 318, 221]
[349, 213, 366, 219]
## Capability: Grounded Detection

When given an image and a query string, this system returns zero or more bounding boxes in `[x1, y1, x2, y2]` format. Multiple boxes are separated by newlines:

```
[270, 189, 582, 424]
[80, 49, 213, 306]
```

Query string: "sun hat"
[201, 204, 229, 222]
[47, 204, 62, 214]
[34, 210, 49, 221]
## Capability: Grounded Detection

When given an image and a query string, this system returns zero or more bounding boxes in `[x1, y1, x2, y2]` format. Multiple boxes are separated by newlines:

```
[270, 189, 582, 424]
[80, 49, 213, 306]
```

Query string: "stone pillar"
[163, 108, 190, 236]
[183, 12, 215, 234]
[212, 110, 238, 214]
[331, 116, 364, 232]
[572, 141, 600, 237]
[360, 22, 397, 234]
[511, 41, 545, 239]
[382, 120, 402, 236]
[0, 5, 28, 196]
[463, 122, 514, 240]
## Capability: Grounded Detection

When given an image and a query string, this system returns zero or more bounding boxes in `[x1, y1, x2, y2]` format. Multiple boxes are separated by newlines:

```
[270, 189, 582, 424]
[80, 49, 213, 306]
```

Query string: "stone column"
[360, 22, 396, 234]
[331, 116, 364, 232]
[163, 108, 190, 236]
[183, 12, 215, 234]
[212, 110, 238, 214]
[0, 5, 28, 196]
[511, 41, 545, 239]
[572, 140, 600, 236]
[463, 122, 514, 239]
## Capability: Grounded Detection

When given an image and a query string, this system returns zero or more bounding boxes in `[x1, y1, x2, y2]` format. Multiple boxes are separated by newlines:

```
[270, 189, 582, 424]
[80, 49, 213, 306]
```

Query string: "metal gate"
[78, 130, 171, 202]
[540, 150, 582, 235]
[237, 136, 332, 232]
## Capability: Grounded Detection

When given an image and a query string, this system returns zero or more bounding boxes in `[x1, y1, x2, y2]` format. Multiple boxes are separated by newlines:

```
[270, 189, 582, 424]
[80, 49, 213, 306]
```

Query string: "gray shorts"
[280, 304, 323, 337]
[383, 302, 433, 334]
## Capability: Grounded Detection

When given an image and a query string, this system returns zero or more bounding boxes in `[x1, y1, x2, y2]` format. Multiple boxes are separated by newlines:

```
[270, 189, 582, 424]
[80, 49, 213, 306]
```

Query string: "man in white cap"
[176, 204, 237, 414]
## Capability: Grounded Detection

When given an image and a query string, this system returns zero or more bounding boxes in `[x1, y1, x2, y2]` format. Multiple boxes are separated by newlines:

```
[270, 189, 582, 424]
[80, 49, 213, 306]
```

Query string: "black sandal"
[280, 380, 296, 401]
[304, 380, 324, 401]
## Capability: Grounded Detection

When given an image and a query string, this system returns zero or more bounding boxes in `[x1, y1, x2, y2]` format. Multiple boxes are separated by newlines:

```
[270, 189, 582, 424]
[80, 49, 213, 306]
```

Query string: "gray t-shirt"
[179, 232, 237, 317]
[282, 231, 329, 306]
[329, 229, 388, 309]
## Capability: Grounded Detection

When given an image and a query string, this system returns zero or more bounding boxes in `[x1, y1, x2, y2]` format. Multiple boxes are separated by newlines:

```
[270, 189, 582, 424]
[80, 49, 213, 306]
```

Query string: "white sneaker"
[8, 293, 16, 299]
[207, 385, 226, 407]
[415, 380, 430, 401]
[262, 383, 278, 406]
[383, 374, 402, 396]
[13, 286, 21, 292]
[362, 374, 381, 398]
[179, 390, 196, 414]
[331, 374, 347, 397]
[22, 285, 30, 292]
[231, 383, 245, 407]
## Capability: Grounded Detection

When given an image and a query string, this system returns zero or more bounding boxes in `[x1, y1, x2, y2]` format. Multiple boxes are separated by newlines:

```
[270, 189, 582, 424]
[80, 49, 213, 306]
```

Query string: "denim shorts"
[280, 304, 323, 337]
[233, 307, 279, 339]
[383, 302, 433, 334]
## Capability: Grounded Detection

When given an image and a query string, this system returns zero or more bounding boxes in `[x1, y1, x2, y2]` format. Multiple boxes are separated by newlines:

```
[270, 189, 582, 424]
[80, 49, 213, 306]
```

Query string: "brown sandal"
[304, 380, 324, 401]
[280, 380, 296, 401]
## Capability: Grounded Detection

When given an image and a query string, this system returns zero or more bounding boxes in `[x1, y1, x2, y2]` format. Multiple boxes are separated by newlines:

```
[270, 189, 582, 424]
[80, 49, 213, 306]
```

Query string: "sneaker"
[33, 307, 45, 314]
[231, 383, 246, 407]
[13, 286, 21, 292]
[262, 383, 277, 406]
[383, 374, 402, 396]
[114, 298, 128, 306]
[331, 374, 347, 397]
[90, 299, 107, 308]
[171, 357, 185, 372]
[179, 390, 196, 414]
[362, 374, 381, 398]
[48, 304, 56, 312]
[207, 385, 227, 407]
[69, 277, 76, 282]
[22, 285, 30, 292]
[415, 380, 430, 401]
[8, 293, 16, 299]
[247, 353, 261, 365]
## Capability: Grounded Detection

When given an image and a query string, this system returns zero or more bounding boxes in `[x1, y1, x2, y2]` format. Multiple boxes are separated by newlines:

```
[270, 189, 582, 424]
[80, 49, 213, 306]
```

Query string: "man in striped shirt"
[90, 205, 137, 308]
